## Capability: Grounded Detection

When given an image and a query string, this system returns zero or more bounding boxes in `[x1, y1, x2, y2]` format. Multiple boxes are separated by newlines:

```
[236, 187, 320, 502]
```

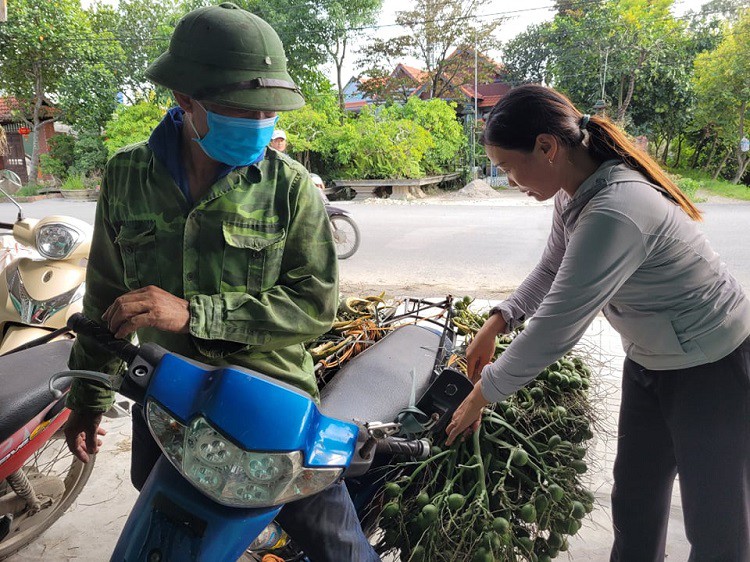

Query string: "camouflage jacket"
[66, 143, 338, 412]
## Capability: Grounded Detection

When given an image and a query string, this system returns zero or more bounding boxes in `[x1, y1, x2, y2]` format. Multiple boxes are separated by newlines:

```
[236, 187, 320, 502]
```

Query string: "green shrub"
[14, 184, 41, 197]
[40, 134, 76, 181]
[69, 132, 108, 177]
[322, 108, 434, 179]
[60, 174, 87, 191]
[676, 177, 701, 199]
[280, 97, 464, 180]
[382, 97, 465, 175]
[104, 100, 165, 156]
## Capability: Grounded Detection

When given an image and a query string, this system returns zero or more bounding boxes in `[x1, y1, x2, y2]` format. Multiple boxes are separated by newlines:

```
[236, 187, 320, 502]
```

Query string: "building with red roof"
[343, 47, 512, 120]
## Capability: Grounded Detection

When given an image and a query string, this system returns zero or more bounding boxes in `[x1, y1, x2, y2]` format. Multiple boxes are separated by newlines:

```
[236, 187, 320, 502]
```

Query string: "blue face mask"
[189, 102, 278, 167]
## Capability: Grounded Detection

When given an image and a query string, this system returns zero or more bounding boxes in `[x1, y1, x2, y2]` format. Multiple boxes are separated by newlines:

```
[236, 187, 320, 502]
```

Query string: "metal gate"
[0, 124, 28, 184]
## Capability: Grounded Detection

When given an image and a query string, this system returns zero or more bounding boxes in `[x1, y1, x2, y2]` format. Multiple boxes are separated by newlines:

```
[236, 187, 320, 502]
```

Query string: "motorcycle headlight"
[36, 223, 82, 260]
[147, 401, 342, 508]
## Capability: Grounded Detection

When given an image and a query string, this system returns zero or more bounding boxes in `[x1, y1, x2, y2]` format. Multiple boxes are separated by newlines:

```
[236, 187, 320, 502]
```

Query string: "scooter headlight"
[146, 401, 342, 508]
[36, 223, 82, 260]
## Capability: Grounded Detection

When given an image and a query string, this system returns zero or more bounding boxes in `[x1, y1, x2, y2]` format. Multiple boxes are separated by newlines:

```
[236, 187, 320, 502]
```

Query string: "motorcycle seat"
[320, 325, 440, 424]
[0, 339, 75, 443]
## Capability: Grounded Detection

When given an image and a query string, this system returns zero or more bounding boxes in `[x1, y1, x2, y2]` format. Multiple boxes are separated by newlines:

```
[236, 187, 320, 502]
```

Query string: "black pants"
[131, 405, 380, 562]
[611, 337, 750, 562]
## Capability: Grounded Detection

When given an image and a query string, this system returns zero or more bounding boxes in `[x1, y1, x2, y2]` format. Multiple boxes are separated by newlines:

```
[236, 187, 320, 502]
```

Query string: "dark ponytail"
[483, 84, 701, 221]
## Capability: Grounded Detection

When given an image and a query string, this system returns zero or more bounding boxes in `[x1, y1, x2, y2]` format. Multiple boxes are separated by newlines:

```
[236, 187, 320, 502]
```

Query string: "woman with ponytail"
[446, 84, 750, 560]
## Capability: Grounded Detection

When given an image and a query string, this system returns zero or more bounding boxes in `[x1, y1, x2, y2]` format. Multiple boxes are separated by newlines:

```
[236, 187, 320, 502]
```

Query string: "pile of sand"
[457, 179, 502, 198]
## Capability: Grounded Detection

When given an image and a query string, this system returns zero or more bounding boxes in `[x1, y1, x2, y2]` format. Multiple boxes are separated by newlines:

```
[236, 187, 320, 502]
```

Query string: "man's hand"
[102, 286, 190, 339]
[445, 383, 489, 446]
[466, 313, 507, 383]
[64, 411, 106, 463]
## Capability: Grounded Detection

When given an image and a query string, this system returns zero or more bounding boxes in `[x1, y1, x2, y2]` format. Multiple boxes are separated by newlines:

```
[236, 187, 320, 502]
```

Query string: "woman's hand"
[445, 383, 490, 446]
[466, 313, 506, 383]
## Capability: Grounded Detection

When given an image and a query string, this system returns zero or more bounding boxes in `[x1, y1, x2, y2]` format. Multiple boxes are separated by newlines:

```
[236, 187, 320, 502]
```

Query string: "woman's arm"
[481, 208, 647, 402]
[492, 192, 568, 331]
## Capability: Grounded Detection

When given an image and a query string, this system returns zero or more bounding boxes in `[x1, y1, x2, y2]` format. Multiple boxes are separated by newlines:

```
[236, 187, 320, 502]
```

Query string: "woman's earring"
[548, 159, 553, 165]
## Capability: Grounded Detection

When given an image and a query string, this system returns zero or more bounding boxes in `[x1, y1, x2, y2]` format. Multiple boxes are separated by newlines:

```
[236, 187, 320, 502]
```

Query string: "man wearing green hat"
[62, 3, 378, 560]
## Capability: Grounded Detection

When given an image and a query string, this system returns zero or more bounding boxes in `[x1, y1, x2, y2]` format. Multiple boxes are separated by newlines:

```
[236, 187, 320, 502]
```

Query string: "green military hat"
[145, 2, 304, 111]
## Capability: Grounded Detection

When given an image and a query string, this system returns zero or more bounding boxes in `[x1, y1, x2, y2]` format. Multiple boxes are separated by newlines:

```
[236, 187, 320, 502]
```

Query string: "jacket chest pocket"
[221, 221, 286, 295]
[115, 221, 161, 290]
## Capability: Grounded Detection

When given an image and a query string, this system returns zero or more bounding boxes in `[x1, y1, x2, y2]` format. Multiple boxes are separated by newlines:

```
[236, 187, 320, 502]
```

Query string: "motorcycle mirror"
[0, 172, 24, 221]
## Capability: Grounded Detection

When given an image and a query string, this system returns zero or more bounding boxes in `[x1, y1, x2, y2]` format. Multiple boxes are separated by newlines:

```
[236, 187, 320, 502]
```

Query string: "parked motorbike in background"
[0, 184, 95, 559]
[311, 174, 361, 260]
[326, 205, 360, 260]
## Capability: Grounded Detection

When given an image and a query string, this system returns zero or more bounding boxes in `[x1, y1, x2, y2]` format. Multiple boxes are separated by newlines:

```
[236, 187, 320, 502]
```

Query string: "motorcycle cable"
[0, 326, 72, 356]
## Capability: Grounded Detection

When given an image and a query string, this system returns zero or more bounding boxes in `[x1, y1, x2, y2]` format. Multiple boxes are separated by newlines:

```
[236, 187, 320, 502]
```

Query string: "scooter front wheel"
[329, 215, 360, 260]
[0, 425, 95, 560]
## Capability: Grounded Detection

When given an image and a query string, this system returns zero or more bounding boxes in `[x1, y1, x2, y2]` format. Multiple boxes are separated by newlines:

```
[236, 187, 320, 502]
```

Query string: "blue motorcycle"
[57, 310, 472, 562]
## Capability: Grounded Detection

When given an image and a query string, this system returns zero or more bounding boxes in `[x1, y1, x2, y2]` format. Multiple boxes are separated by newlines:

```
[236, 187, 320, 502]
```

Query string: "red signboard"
[17, 127, 30, 136]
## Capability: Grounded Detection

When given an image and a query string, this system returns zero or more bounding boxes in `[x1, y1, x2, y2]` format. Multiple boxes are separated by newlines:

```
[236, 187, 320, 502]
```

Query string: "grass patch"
[670, 167, 750, 201]
[60, 174, 87, 191]
[13, 184, 41, 197]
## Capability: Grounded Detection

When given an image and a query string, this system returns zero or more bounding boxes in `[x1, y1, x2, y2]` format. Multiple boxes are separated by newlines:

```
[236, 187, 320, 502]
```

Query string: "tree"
[501, 23, 554, 86]
[359, 0, 503, 100]
[0, 0, 122, 183]
[318, 0, 382, 119]
[693, 10, 750, 183]
[551, 0, 683, 122]
[503, 0, 686, 125]
[88, 0, 182, 105]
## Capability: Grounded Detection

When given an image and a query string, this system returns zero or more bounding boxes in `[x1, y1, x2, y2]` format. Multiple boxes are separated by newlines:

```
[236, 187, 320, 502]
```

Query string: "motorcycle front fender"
[325, 205, 349, 217]
[112, 456, 280, 562]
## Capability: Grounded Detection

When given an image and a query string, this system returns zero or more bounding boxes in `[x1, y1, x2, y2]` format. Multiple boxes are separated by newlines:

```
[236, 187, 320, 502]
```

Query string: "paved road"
[3, 193, 748, 298]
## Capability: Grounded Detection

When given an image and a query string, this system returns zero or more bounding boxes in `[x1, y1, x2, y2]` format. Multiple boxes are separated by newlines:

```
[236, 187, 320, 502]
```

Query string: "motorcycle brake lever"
[49, 370, 115, 400]
[365, 421, 401, 439]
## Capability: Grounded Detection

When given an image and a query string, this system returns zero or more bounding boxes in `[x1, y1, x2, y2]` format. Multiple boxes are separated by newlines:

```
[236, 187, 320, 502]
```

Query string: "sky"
[81, 0, 711, 84]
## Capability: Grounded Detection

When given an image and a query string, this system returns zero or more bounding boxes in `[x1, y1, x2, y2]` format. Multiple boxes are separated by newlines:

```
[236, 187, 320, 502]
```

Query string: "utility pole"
[472, 17, 478, 179]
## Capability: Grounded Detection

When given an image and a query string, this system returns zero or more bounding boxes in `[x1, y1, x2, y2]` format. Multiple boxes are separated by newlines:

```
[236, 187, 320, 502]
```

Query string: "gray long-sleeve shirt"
[481, 160, 750, 403]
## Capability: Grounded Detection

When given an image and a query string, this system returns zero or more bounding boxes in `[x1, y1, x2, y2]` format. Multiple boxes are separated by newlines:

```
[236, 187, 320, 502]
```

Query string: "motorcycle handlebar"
[67, 313, 139, 364]
[375, 436, 431, 460]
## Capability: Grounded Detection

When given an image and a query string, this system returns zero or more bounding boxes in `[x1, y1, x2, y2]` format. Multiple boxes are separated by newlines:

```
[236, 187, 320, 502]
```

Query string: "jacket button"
[186, 272, 194, 281]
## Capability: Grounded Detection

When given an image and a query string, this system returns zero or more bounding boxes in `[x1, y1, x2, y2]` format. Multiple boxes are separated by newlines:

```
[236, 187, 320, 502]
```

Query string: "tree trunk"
[335, 37, 347, 125]
[712, 150, 731, 180]
[703, 135, 719, 172]
[662, 133, 672, 163]
[675, 135, 684, 168]
[653, 135, 664, 161]
[616, 50, 647, 123]
[617, 72, 636, 123]
[732, 155, 750, 184]
[731, 100, 747, 184]
[28, 62, 44, 185]
[690, 131, 709, 168]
